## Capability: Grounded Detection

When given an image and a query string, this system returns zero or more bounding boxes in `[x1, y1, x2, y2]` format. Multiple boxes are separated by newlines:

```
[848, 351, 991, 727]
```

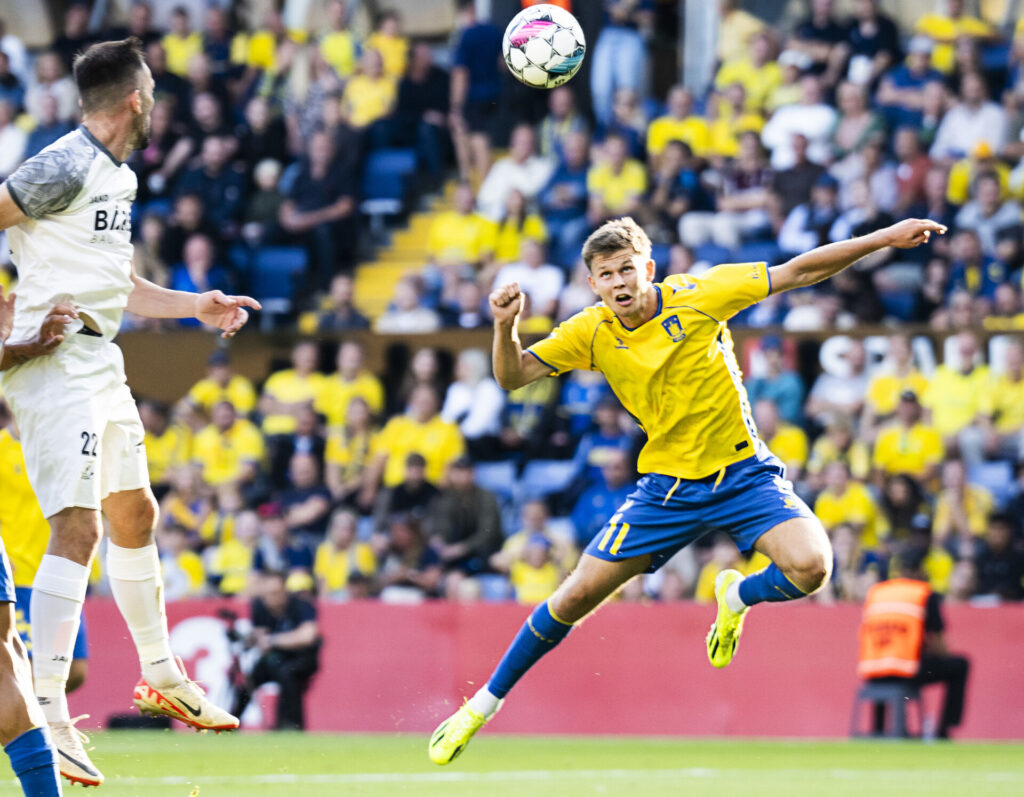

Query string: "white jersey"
[4, 126, 136, 343]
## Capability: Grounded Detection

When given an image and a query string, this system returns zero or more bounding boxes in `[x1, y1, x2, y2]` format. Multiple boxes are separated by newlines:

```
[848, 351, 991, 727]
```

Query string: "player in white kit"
[0, 39, 259, 787]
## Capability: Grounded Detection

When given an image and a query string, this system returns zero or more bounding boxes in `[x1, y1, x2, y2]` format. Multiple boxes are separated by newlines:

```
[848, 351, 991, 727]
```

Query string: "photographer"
[233, 571, 321, 730]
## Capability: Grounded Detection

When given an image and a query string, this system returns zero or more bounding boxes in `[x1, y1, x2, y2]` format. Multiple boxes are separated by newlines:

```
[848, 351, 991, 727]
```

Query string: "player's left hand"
[882, 218, 948, 249]
[195, 291, 263, 338]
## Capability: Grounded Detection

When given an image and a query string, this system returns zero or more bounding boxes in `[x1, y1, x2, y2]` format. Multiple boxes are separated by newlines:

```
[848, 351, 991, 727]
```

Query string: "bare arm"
[489, 283, 554, 391]
[769, 218, 946, 294]
[127, 271, 262, 339]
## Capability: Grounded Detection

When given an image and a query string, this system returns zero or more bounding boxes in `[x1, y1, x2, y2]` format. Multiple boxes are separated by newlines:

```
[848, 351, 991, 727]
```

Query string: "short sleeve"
[526, 310, 597, 375]
[680, 262, 771, 320]
[5, 141, 91, 219]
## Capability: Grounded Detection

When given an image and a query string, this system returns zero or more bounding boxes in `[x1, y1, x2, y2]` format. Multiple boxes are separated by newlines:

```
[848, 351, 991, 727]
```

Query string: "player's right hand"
[489, 282, 523, 325]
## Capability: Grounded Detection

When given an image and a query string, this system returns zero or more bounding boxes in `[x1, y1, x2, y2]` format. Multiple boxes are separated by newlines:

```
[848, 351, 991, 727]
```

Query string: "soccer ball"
[503, 4, 586, 89]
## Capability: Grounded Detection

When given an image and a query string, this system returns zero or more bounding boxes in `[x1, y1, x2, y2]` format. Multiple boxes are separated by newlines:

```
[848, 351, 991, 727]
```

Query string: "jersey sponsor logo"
[614, 336, 629, 350]
[88, 194, 109, 204]
[661, 315, 686, 342]
[80, 462, 95, 481]
[93, 207, 132, 233]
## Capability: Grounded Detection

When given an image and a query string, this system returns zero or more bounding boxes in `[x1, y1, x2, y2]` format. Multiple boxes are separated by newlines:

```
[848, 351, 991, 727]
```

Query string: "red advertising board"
[73, 599, 1024, 739]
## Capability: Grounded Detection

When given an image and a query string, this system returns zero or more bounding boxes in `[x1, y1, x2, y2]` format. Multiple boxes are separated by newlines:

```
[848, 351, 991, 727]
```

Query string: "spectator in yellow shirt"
[368, 385, 465, 490]
[314, 509, 376, 598]
[260, 340, 327, 436]
[752, 399, 808, 480]
[320, 0, 359, 80]
[695, 534, 771, 603]
[587, 134, 647, 222]
[714, 31, 782, 113]
[915, 0, 995, 74]
[206, 508, 260, 596]
[317, 341, 384, 429]
[873, 390, 945, 486]
[645, 85, 710, 162]
[493, 189, 548, 265]
[863, 333, 930, 437]
[932, 458, 993, 542]
[814, 462, 890, 550]
[946, 140, 1010, 206]
[163, 6, 202, 76]
[340, 49, 396, 131]
[976, 338, 1024, 459]
[193, 401, 266, 489]
[140, 399, 192, 499]
[490, 500, 577, 576]
[325, 397, 376, 508]
[365, 10, 408, 80]
[427, 182, 497, 266]
[157, 525, 206, 599]
[706, 83, 765, 160]
[507, 534, 563, 605]
[187, 350, 257, 417]
[806, 412, 871, 491]
[922, 331, 989, 444]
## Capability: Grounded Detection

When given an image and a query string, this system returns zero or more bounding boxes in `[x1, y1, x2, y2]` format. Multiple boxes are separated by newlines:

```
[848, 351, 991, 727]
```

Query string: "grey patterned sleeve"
[5, 137, 92, 219]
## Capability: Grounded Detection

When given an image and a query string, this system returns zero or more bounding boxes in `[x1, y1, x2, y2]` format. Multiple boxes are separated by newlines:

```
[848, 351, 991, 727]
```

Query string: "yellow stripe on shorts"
[609, 522, 631, 555]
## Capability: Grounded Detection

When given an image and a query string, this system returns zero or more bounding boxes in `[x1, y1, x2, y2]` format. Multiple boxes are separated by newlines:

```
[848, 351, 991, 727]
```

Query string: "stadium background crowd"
[0, 0, 1023, 610]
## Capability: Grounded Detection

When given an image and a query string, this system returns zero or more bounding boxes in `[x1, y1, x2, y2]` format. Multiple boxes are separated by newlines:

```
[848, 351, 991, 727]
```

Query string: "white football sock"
[106, 543, 180, 687]
[31, 554, 89, 724]
[725, 578, 748, 614]
[467, 684, 503, 718]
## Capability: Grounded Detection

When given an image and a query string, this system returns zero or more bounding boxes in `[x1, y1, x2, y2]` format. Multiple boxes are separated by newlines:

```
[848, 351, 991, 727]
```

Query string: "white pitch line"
[0, 767, 1017, 788]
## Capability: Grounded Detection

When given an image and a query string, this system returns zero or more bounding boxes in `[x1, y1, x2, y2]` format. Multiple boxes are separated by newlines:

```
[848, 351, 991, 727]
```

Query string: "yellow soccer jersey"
[865, 370, 930, 417]
[509, 560, 561, 605]
[144, 424, 192, 486]
[813, 481, 890, 549]
[372, 415, 465, 487]
[528, 264, 772, 479]
[314, 541, 376, 594]
[872, 422, 944, 480]
[0, 429, 49, 587]
[316, 371, 385, 428]
[923, 364, 989, 438]
[188, 375, 257, 415]
[979, 373, 1024, 433]
[193, 420, 266, 486]
[261, 370, 328, 435]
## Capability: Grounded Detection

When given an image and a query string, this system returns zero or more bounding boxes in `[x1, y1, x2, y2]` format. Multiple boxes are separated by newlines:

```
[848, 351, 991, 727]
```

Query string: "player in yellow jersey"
[429, 215, 945, 765]
[0, 421, 90, 692]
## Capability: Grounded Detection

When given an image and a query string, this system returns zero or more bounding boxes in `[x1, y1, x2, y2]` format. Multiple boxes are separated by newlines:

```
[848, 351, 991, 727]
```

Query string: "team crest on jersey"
[661, 315, 686, 342]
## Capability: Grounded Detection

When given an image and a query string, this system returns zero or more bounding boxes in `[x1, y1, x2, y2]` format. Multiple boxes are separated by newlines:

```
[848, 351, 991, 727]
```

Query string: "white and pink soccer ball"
[502, 4, 586, 89]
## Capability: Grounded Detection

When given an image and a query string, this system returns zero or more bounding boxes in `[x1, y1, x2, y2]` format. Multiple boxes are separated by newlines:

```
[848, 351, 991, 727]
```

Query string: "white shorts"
[0, 335, 150, 518]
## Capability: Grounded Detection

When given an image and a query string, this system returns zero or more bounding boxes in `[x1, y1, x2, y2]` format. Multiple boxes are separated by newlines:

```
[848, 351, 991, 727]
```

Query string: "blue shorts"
[584, 455, 814, 573]
[14, 587, 90, 660]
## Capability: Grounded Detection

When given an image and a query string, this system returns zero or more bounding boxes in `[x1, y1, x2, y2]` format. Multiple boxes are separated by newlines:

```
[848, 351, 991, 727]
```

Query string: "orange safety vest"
[857, 578, 931, 679]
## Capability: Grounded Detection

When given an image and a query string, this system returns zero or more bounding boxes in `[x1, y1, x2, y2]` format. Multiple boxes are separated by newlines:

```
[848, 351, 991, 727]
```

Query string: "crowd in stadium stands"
[0, 1, 1024, 605]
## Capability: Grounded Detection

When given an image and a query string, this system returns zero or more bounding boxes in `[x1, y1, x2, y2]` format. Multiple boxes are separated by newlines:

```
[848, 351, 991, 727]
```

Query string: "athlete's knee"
[105, 488, 159, 545]
[550, 575, 602, 622]
[783, 548, 831, 593]
[48, 508, 103, 564]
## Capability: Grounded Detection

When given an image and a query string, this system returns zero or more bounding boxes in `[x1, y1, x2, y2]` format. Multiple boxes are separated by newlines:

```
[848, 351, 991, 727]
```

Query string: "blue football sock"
[486, 601, 573, 699]
[738, 563, 807, 606]
[5, 726, 61, 797]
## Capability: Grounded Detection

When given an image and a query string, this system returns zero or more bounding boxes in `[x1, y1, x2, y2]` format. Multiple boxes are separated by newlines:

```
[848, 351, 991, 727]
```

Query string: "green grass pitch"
[2, 732, 1021, 796]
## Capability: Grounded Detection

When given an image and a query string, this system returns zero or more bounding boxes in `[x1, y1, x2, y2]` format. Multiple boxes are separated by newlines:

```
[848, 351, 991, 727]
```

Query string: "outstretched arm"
[769, 218, 946, 294]
[126, 272, 262, 339]
[490, 283, 554, 391]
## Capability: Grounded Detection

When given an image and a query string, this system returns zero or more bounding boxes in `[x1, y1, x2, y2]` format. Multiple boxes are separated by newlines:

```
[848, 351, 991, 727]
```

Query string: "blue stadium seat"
[880, 290, 918, 322]
[474, 460, 517, 500]
[968, 461, 1015, 508]
[735, 241, 782, 266]
[477, 574, 515, 602]
[650, 243, 671, 269]
[695, 243, 731, 266]
[518, 459, 578, 501]
[361, 148, 417, 204]
[250, 248, 308, 328]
